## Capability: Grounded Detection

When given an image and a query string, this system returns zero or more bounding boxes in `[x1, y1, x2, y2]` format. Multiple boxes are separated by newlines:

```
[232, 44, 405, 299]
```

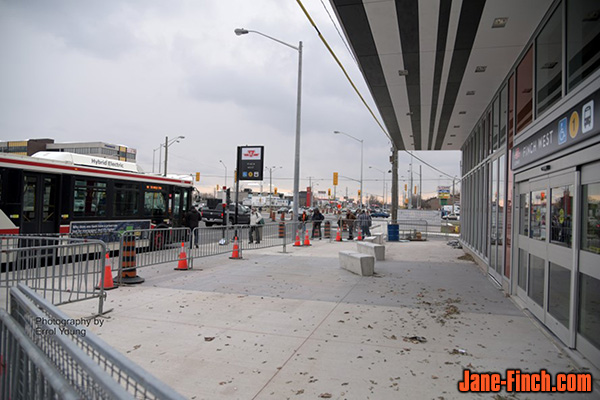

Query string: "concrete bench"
[339, 251, 374, 276]
[356, 242, 385, 261]
[365, 233, 384, 245]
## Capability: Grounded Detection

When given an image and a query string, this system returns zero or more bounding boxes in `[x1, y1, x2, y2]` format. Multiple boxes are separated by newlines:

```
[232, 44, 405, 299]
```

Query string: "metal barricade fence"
[0, 235, 107, 315]
[5, 283, 186, 400]
[0, 308, 81, 400]
[118, 227, 190, 280]
[386, 219, 429, 241]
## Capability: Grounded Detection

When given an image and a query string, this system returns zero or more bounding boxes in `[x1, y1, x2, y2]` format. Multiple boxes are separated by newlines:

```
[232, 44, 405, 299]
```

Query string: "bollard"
[120, 235, 145, 284]
[324, 220, 331, 239]
[278, 222, 285, 238]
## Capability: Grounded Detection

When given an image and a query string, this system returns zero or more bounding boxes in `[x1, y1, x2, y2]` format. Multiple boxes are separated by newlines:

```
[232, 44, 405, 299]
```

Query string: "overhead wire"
[295, 0, 459, 181]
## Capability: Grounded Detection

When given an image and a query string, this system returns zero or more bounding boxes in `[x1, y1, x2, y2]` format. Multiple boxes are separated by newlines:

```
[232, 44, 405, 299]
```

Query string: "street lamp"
[235, 28, 303, 220]
[219, 160, 228, 188]
[267, 166, 282, 213]
[163, 135, 185, 177]
[152, 144, 162, 174]
[369, 166, 388, 209]
[333, 131, 363, 208]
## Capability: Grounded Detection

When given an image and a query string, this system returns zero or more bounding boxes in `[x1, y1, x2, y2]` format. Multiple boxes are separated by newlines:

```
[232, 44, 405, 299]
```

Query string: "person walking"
[185, 206, 202, 248]
[358, 209, 372, 238]
[311, 208, 325, 240]
[346, 209, 356, 240]
[249, 207, 264, 244]
[298, 210, 309, 239]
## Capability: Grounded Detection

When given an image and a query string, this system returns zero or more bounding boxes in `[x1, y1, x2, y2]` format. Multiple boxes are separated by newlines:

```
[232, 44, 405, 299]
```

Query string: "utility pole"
[418, 165, 422, 209]
[409, 153, 413, 209]
[391, 146, 398, 222]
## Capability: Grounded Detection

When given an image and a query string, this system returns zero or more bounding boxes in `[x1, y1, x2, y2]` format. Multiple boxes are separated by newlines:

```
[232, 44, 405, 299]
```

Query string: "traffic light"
[414, 186, 417, 195]
[358, 190, 361, 196]
[274, 187, 278, 195]
[195, 172, 200, 182]
[333, 172, 338, 186]
[404, 183, 407, 191]
[328, 188, 331, 196]
[226, 188, 231, 204]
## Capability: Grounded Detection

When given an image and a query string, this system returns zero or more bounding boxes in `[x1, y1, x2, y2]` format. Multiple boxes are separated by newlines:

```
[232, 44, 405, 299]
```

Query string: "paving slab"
[59, 239, 599, 399]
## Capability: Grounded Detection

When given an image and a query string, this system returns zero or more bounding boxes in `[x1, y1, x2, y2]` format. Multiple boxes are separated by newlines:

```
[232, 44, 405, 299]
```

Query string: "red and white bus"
[0, 152, 194, 240]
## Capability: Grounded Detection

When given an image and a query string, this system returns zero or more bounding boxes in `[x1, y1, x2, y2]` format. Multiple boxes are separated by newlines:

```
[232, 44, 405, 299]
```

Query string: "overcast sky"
[0, 0, 461, 202]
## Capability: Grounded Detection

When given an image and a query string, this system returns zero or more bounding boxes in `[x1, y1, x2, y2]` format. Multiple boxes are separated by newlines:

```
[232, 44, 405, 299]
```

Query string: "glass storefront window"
[490, 160, 499, 269]
[529, 254, 545, 307]
[536, 6, 563, 116]
[530, 190, 547, 241]
[567, 0, 600, 92]
[518, 249, 528, 290]
[492, 98, 499, 151]
[500, 85, 507, 147]
[550, 185, 573, 247]
[548, 262, 571, 328]
[520, 193, 530, 236]
[582, 183, 600, 254]
[579, 273, 600, 350]
[516, 46, 533, 134]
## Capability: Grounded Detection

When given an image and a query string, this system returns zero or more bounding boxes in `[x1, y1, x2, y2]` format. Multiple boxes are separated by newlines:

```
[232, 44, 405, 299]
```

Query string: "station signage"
[512, 89, 599, 170]
[236, 145, 264, 181]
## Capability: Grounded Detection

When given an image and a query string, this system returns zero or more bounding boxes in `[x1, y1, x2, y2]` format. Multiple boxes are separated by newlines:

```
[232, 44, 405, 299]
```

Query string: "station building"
[0, 138, 137, 162]
[332, 0, 599, 368]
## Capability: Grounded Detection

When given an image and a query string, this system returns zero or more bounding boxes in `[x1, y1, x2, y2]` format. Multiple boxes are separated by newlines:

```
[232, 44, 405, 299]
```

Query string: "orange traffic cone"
[293, 229, 302, 247]
[175, 242, 189, 270]
[229, 236, 242, 259]
[303, 230, 312, 246]
[97, 253, 116, 290]
[357, 227, 363, 241]
[335, 227, 342, 242]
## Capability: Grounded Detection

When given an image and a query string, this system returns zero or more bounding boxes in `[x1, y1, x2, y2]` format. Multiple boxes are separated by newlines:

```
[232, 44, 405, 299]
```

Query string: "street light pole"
[152, 145, 162, 174]
[163, 135, 185, 177]
[268, 166, 281, 213]
[369, 166, 387, 209]
[235, 28, 302, 220]
[219, 160, 228, 188]
[333, 130, 363, 208]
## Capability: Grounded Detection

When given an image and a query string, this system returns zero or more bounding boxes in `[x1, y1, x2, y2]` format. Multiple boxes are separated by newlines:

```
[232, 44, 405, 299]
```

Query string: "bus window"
[114, 183, 139, 216]
[23, 176, 36, 222]
[144, 191, 167, 217]
[74, 180, 107, 217]
[173, 190, 181, 219]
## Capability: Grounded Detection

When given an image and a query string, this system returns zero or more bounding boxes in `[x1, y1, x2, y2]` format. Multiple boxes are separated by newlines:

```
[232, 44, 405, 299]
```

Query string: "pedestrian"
[311, 208, 325, 239]
[358, 209, 372, 238]
[185, 206, 201, 248]
[249, 207, 264, 244]
[298, 210, 309, 238]
[346, 209, 356, 240]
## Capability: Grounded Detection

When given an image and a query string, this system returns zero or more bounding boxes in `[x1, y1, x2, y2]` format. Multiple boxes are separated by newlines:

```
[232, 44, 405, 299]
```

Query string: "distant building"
[0, 138, 136, 162]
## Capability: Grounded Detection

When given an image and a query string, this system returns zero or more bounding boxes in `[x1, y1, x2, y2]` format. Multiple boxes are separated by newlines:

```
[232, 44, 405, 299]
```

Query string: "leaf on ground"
[204, 337, 215, 342]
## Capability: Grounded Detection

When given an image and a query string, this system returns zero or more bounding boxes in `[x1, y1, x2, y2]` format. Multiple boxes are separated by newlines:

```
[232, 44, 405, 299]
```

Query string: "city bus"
[0, 152, 195, 241]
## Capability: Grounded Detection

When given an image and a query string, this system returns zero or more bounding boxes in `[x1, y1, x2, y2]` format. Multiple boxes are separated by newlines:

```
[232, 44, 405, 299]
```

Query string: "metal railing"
[0, 308, 80, 400]
[4, 283, 186, 400]
[118, 227, 190, 279]
[0, 236, 107, 315]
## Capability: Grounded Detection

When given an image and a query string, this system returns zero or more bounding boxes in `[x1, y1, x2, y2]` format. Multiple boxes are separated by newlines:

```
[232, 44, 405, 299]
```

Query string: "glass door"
[514, 170, 576, 346]
[577, 162, 600, 367]
[21, 173, 59, 234]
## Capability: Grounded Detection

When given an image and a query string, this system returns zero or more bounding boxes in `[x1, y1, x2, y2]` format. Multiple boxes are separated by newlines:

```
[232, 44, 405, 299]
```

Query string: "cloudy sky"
[0, 0, 461, 203]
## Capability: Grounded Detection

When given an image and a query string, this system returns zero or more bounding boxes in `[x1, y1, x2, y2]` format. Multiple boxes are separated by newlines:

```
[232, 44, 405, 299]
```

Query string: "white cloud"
[0, 0, 461, 203]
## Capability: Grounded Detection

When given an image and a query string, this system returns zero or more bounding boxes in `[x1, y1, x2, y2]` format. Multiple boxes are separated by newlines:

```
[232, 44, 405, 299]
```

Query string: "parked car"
[371, 211, 390, 218]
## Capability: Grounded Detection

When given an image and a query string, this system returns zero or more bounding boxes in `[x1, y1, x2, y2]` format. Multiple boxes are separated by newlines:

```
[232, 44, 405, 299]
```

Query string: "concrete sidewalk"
[62, 239, 599, 399]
